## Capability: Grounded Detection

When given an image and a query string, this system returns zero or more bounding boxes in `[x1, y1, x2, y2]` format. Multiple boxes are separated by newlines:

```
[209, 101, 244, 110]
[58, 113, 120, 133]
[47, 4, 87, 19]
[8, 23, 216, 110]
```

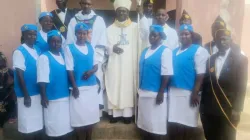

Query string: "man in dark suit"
[200, 29, 248, 140]
[51, 0, 78, 39]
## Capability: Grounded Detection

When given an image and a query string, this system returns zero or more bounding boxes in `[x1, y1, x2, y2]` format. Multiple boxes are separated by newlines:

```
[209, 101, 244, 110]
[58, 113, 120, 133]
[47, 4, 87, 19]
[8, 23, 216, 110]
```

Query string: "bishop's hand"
[113, 44, 124, 55]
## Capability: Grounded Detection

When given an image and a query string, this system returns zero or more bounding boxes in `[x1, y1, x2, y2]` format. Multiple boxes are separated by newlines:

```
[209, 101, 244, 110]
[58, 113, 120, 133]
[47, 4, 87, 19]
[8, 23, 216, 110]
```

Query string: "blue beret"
[47, 30, 62, 41]
[75, 23, 89, 32]
[150, 25, 164, 33]
[39, 12, 53, 20]
[179, 24, 193, 32]
[21, 24, 37, 32]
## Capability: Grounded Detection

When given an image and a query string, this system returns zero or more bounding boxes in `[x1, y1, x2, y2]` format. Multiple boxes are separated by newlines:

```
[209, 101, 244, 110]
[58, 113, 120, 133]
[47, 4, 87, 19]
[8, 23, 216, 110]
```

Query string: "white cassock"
[67, 10, 107, 110]
[37, 52, 73, 137]
[140, 20, 179, 51]
[168, 46, 209, 127]
[105, 17, 148, 118]
[13, 44, 43, 134]
[137, 45, 173, 135]
[64, 43, 100, 127]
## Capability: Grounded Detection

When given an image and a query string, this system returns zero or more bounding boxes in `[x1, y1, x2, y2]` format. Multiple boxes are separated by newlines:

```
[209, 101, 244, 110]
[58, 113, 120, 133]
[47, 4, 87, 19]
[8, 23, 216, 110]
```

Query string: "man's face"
[80, 0, 92, 14]
[155, 9, 168, 25]
[56, 0, 68, 9]
[116, 7, 129, 22]
[215, 36, 231, 52]
[144, 3, 153, 14]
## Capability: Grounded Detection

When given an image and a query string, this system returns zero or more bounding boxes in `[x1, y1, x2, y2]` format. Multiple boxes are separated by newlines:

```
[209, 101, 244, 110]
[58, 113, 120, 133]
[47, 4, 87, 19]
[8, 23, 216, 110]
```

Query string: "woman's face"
[179, 30, 192, 46]
[116, 7, 129, 22]
[40, 16, 53, 31]
[149, 31, 161, 45]
[23, 30, 37, 45]
[49, 36, 62, 52]
[76, 30, 88, 43]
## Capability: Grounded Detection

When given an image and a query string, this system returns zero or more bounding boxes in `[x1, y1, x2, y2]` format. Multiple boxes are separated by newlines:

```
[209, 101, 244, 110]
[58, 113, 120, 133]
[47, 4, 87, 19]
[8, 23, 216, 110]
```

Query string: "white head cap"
[113, 0, 132, 10]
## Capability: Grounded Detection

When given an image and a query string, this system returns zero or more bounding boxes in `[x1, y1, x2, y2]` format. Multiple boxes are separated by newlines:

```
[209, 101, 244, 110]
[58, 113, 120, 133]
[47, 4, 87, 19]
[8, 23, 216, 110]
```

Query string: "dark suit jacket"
[200, 46, 248, 117]
[51, 8, 78, 39]
[204, 41, 215, 55]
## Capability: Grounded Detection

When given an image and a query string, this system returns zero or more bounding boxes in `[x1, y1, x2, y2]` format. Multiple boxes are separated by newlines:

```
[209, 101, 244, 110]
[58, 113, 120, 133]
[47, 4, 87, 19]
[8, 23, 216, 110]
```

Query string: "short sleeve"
[64, 45, 74, 71]
[161, 48, 173, 75]
[37, 55, 50, 83]
[195, 47, 210, 74]
[13, 50, 26, 71]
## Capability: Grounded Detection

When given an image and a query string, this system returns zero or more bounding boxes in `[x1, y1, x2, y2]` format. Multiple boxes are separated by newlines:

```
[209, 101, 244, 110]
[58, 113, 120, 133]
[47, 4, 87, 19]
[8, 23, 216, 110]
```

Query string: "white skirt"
[137, 95, 168, 135]
[44, 97, 73, 137]
[168, 87, 199, 127]
[70, 87, 100, 127]
[17, 94, 43, 134]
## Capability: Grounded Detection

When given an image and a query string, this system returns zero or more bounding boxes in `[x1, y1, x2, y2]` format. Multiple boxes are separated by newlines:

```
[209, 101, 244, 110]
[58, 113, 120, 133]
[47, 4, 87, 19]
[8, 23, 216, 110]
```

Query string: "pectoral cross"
[119, 28, 129, 45]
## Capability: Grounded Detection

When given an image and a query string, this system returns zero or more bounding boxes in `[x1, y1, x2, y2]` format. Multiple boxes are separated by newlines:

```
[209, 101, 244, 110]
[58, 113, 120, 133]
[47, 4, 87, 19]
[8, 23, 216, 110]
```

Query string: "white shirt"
[13, 43, 39, 71]
[176, 46, 210, 74]
[215, 48, 231, 78]
[162, 24, 179, 50]
[64, 43, 98, 71]
[57, 8, 67, 23]
[37, 52, 65, 83]
[139, 45, 174, 97]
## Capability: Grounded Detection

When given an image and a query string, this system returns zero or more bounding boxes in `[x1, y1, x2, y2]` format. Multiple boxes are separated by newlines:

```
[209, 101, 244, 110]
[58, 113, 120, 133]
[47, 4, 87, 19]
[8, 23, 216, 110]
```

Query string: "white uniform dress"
[168, 46, 209, 127]
[137, 45, 173, 135]
[13, 44, 43, 134]
[67, 10, 107, 112]
[64, 43, 100, 127]
[37, 52, 73, 137]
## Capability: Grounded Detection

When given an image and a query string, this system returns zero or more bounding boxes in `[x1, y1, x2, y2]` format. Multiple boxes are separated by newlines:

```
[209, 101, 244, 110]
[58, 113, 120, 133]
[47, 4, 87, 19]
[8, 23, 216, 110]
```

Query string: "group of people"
[9, 0, 248, 140]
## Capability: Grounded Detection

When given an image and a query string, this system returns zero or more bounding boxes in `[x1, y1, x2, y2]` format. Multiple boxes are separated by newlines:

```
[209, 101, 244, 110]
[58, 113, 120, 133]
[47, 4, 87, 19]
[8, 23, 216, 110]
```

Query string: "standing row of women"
[13, 20, 99, 139]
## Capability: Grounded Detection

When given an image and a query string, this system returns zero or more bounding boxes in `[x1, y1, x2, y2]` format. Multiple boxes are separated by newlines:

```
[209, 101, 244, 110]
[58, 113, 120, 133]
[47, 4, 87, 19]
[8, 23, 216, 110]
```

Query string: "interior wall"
[0, 0, 37, 66]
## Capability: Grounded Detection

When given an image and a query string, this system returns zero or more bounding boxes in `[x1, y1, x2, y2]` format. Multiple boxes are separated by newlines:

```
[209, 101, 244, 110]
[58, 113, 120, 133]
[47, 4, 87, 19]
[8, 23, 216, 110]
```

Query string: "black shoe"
[109, 117, 118, 123]
[123, 117, 132, 124]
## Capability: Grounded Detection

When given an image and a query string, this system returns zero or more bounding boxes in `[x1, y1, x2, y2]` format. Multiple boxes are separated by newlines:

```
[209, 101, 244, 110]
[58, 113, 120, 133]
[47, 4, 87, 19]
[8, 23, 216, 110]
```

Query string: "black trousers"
[200, 114, 236, 140]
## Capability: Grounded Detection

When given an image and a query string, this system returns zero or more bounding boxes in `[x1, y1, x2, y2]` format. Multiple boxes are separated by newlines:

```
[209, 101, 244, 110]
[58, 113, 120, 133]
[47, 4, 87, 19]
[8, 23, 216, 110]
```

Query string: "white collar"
[149, 44, 162, 50]
[218, 48, 231, 59]
[22, 43, 35, 51]
[75, 10, 96, 20]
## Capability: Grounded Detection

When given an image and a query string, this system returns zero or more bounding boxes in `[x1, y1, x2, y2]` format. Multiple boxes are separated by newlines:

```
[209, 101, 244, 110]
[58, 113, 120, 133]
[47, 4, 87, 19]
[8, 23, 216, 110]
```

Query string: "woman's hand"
[156, 92, 164, 105]
[24, 95, 31, 107]
[72, 87, 80, 99]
